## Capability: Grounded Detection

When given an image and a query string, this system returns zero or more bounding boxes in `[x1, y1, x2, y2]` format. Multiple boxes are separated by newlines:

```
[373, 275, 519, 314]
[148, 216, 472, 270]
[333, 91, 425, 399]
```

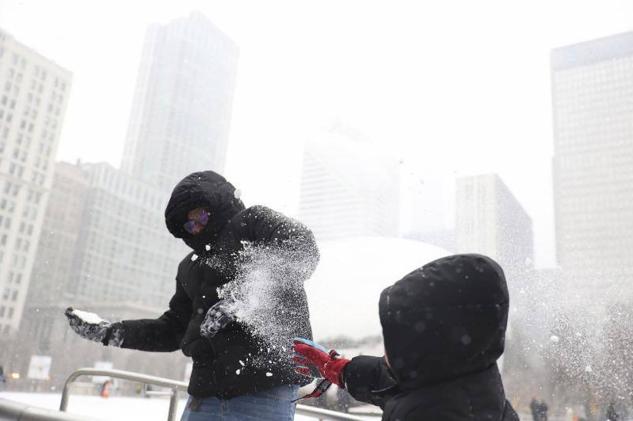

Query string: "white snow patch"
[72, 309, 105, 325]
[0, 393, 325, 421]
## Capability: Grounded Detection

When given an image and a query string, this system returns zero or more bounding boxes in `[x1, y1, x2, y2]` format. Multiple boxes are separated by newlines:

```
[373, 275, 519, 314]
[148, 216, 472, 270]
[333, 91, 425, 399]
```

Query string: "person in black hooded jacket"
[293, 254, 519, 421]
[65, 170, 319, 420]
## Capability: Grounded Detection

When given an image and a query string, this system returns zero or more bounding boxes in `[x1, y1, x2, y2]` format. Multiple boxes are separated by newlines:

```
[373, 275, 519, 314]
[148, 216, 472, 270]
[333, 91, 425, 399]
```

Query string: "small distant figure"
[0, 366, 6, 389]
[530, 398, 548, 421]
[606, 401, 620, 421]
[100, 379, 112, 398]
[539, 399, 549, 421]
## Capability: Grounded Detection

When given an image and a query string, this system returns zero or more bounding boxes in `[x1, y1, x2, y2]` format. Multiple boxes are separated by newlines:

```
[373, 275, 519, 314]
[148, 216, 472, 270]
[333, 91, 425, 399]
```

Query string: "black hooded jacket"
[112, 171, 319, 398]
[343, 254, 519, 421]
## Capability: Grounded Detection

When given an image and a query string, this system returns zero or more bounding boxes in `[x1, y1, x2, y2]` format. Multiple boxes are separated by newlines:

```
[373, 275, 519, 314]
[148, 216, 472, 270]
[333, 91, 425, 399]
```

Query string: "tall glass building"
[552, 32, 633, 297]
[122, 12, 239, 191]
[299, 125, 400, 241]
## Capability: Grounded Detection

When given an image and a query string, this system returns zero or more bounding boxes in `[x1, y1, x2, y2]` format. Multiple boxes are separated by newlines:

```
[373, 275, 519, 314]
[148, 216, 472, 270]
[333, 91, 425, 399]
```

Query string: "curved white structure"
[305, 236, 450, 340]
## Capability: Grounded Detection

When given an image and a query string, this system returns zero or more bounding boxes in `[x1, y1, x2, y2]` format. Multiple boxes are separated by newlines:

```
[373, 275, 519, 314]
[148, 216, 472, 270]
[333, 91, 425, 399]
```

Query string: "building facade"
[455, 174, 534, 283]
[11, 161, 189, 386]
[0, 29, 72, 336]
[551, 32, 633, 298]
[121, 12, 239, 191]
[299, 126, 400, 241]
[67, 162, 185, 308]
[26, 161, 87, 306]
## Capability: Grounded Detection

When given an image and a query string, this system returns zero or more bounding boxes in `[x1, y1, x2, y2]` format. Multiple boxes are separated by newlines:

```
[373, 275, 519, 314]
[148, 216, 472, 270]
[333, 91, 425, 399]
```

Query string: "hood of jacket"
[379, 254, 509, 391]
[164, 171, 245, 252]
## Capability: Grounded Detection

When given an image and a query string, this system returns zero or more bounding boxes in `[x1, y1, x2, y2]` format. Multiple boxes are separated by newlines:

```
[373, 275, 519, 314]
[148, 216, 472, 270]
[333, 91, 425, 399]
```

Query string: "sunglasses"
[183, 208, 210, 235]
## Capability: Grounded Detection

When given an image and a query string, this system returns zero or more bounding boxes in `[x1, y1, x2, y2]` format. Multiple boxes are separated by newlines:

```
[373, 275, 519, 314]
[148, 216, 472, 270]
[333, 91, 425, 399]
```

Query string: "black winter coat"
[112, 171, 319, 399]
[343, 254, 519, 421]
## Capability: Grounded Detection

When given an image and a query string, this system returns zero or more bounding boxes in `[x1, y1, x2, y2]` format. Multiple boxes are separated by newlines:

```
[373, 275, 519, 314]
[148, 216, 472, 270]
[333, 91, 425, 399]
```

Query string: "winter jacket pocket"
[180, 314, 214, 359]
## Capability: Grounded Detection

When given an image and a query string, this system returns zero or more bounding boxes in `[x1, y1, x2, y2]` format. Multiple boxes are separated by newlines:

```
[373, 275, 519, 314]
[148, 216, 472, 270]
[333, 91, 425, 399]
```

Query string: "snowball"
[265, 372, 273, 377]
[550, 335, 560, 343]
[72, 309, 104, 324]
[191, 254, 198, 262]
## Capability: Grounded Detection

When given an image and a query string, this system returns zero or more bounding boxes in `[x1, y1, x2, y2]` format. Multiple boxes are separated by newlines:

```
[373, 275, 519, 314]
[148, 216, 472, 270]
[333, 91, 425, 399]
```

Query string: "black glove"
[64, 307, 124, 347]
[200, 300, 236, 339]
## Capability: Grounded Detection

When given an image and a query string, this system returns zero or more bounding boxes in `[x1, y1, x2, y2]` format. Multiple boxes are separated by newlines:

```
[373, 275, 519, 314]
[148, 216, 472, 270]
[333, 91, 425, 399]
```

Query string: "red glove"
[292, 338, 350, 388]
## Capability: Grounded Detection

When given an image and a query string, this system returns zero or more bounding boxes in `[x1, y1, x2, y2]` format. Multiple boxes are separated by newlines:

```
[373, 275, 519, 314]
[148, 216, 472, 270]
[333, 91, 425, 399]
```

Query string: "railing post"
[60, 370, 81, 411]
[167, 387, 179, 421]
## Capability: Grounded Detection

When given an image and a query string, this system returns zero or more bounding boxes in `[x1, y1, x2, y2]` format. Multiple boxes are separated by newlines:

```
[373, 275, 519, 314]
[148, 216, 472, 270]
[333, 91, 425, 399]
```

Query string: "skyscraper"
[68, 162, 182, 308]
[299, 124, 400, 241]
[455, 174, 534, 283]
[15, 161, 188, 385]
[27, 161, 88, 306]
[551, 32, 633, 297]
[0, 29, 72, 336]
[122, 12, 239, 191]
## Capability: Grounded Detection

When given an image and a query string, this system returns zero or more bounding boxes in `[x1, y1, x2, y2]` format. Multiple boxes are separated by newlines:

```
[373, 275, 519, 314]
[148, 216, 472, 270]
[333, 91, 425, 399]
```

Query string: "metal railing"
[60, 368, 187, 421]
[59, 368, 372, 421]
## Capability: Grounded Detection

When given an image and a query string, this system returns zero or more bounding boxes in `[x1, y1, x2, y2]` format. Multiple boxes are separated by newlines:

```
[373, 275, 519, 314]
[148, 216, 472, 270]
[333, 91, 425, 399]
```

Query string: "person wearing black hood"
[65, 171, 319, 421]
[293, 254, 519, 421]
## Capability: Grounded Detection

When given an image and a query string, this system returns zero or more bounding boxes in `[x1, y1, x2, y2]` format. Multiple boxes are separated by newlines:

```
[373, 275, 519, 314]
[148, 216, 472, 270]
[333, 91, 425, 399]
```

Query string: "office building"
[552, 32, 633, 296]
[299, 124, 400, 241]
[122, 12, 239, 191]
[456, 174, 534, 282]
[0, 29, 72, 335]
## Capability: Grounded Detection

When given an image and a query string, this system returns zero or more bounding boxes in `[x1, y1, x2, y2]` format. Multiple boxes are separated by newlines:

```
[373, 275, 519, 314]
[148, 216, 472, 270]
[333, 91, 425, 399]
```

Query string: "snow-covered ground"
[0, 392, 365, 420]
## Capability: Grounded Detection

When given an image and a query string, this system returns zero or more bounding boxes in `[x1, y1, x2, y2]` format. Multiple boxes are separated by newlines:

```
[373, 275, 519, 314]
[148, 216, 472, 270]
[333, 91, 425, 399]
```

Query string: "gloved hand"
[292, 338, 350, 388]
[64, 307, 123, 347]
[200, 300, 236, 339]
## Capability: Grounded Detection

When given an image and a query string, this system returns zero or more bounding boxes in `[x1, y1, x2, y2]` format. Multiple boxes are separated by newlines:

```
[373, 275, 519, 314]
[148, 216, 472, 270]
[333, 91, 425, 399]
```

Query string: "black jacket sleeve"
[117, 278, 192, 352]
[343, 355, 399, 409]
[241, 205, 320, 275]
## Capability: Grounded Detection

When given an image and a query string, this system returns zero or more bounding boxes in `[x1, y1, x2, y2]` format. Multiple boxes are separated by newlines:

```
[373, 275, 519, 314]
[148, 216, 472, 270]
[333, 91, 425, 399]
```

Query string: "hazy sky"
[2, 0, 633, 268]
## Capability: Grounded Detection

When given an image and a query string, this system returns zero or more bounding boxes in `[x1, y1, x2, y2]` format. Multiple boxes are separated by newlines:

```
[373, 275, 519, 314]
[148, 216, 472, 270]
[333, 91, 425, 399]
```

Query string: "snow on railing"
[0, 397, 99, 421]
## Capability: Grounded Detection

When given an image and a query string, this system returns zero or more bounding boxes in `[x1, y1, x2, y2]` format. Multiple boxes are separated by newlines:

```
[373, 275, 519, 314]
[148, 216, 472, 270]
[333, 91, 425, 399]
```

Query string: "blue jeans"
[180, 385, 298, 421]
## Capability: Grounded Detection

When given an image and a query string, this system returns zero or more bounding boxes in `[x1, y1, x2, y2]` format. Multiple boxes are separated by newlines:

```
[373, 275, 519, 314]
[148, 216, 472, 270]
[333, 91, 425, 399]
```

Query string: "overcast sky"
[2, 0, 633, 268]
